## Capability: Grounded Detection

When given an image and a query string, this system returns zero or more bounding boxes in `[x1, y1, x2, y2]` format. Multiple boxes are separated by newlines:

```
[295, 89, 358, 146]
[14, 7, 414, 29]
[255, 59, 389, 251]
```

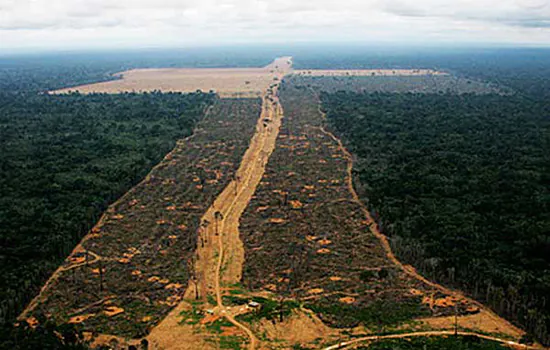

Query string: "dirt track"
[148, 57, 291, 350]
[323, 331, 540, 350]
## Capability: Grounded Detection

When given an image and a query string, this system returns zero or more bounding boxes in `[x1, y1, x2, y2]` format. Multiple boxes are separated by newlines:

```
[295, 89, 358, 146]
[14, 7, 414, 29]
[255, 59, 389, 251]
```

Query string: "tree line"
[322, 90, 549, 345]
[0, 89, 214, 348]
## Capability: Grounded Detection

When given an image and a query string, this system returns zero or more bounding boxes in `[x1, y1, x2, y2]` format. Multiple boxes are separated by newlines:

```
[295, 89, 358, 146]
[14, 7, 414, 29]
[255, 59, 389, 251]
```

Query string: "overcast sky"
[1, 0, 549, 52]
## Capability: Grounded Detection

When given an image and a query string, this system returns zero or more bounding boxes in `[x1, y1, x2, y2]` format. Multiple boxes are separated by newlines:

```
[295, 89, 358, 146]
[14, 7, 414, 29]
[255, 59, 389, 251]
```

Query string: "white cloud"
[379, 0, 550, 27]
[0, 0, 549, 51]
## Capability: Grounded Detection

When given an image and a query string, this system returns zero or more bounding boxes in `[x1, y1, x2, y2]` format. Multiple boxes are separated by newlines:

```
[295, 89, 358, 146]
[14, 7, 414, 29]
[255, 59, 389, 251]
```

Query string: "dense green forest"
[0, 49, 282, 348]
[322, 89, 549, 344]
[294, 47, 550, 98]
[0, 89, 214, 348]
[1, 47, 549, 348]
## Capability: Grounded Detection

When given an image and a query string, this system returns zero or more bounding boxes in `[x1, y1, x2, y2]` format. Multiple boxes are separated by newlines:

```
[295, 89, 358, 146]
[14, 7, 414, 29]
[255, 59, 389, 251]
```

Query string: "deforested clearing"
[51, 57, 293, 98]
[7, 51, 548, 350]
[20, 98, 261, 339]
[293, 68, 447, 76]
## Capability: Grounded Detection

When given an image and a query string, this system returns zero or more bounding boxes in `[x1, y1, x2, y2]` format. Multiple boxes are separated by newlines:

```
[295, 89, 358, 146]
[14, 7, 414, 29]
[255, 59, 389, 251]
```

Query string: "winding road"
[322, 331, 537, 350]
[186, 57, 291, 350]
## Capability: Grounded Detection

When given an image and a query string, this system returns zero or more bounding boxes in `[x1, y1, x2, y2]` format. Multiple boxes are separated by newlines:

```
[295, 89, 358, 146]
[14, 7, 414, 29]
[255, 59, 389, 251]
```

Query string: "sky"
[1, 0, 550, 52]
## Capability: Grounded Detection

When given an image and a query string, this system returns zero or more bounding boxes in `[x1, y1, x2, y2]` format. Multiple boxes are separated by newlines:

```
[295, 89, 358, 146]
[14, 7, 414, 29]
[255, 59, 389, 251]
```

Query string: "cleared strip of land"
[51, 57, 293, 98]
[23, 56, 538, 349]
[147, 59, 292, 350]
[235, 79, 525, 348]
[293, 69, 447, 76]
[19, 98, 262, 339]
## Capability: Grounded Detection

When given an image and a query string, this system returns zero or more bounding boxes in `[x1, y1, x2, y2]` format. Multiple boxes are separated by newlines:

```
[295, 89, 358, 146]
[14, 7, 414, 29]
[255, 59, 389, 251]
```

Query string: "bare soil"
[413, 310, 523, 338]
[51, 57, 293, 98]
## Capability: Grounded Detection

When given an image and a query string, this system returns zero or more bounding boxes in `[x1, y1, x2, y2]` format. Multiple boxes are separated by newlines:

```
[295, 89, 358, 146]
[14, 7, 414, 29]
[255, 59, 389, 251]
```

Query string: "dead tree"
[214, 211, 224, 236]
[201, 220, 210, 244]
[187, 256, 199, 300]
[234, 175, 240, 196]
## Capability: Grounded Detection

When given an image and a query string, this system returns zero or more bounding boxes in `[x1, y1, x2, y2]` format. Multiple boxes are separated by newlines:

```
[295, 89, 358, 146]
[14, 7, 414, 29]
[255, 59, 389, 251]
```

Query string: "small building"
[248, 301, 260, 308]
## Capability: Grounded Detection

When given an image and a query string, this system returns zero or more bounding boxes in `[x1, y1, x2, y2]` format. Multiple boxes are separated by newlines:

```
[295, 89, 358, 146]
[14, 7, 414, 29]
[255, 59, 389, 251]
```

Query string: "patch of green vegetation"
[205, 317, 234, 334]
[222, 295, 249, 306]
[237, 297, 300, 324]
[207, 294, 217, 306]
[355, 335, 508, 349]
[226, 283, 246, 295]
[187, 299, 205, 307]
[219, 335, 246, 350]
[179, 305, 202, 326]
[306, 297, 429, 330]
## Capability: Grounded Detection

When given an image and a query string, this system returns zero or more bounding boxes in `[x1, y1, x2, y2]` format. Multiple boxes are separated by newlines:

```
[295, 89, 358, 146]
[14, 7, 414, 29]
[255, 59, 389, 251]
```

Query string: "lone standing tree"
[214, 211, 224, 236]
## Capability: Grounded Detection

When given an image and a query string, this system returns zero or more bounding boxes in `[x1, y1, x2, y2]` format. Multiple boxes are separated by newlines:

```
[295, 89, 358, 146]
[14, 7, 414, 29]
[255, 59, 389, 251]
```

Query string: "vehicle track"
[151, 57, 292, 350]
[211, 83, 285, 350]
[323, 331, 539, 350]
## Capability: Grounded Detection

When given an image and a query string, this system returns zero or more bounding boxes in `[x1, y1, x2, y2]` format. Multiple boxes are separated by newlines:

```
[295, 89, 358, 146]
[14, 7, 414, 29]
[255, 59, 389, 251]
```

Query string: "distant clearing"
[286, 74, 502, 95]
[293, 69, 447, 76]
[51, 57, 293, 98]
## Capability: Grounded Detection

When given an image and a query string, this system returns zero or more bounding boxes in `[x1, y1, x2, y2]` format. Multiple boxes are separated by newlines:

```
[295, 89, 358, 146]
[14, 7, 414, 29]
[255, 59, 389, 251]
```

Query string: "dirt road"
[323, 331, 541, 350]
[149, 57, 291, 350]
